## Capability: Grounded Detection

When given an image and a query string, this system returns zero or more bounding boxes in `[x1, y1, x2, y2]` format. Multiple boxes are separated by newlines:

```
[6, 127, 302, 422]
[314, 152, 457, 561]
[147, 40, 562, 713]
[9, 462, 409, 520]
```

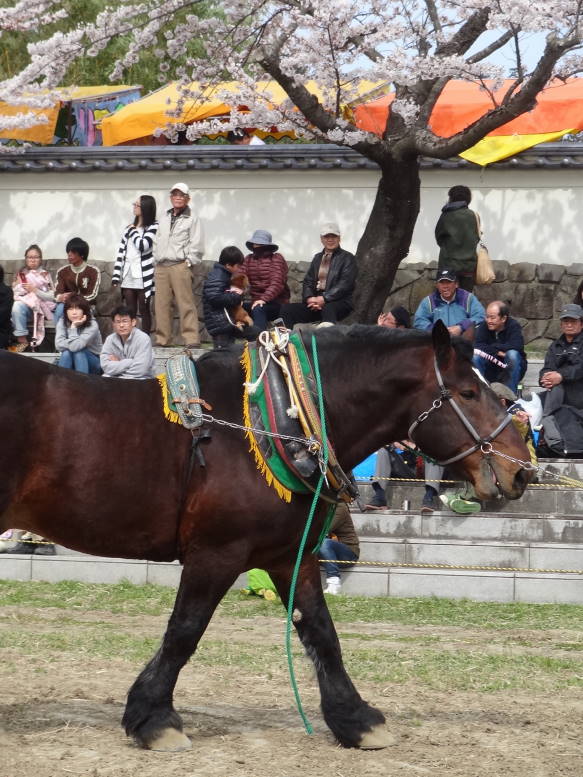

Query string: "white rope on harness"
[243, 329, 300, 418]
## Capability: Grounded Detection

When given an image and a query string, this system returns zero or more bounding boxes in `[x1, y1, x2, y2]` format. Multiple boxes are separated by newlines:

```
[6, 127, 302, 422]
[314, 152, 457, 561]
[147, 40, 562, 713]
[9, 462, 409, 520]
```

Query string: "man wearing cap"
[242, 229, 290, 331]
[413, 269, 485, 334]
[280, 223, 357, 328]
[153, 182, 204, 347]
[473, 301, 527, 394]
[540, 303, 583, 409]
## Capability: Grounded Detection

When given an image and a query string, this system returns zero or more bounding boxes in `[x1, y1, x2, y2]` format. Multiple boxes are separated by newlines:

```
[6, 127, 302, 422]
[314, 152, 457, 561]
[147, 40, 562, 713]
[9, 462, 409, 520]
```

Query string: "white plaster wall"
[0, 166, 581, 266]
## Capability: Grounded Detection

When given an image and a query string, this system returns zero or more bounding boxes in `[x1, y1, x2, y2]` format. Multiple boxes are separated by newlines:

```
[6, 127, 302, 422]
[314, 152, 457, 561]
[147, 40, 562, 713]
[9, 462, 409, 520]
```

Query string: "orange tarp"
[354, 79, 583, 165]
[354, 78, 583, 136]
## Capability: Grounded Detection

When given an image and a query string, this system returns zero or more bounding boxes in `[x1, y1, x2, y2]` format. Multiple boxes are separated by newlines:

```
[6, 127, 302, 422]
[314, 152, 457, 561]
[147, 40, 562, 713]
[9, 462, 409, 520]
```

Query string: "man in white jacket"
[100, 305, 156, 379]
[153, 182, 204, 347]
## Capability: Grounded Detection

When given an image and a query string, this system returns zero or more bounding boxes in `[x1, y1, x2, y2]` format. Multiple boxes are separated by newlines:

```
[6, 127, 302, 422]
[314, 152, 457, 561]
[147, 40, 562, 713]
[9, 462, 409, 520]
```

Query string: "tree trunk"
[352, 154, 421, 323]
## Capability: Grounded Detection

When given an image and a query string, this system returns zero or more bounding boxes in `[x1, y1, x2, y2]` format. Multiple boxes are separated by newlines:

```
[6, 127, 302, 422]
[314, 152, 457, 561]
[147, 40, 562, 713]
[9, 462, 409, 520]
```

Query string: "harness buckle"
[480, 442, 494, 455]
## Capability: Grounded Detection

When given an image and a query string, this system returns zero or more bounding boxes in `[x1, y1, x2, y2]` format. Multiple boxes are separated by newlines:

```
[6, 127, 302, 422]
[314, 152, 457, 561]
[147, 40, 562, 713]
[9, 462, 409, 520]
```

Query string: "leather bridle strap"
[408, 356, 513, 467]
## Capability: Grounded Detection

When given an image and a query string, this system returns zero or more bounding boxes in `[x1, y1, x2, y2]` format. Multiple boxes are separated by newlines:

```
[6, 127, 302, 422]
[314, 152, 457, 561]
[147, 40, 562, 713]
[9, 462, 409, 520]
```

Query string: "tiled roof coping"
[1, 142, 583, 173]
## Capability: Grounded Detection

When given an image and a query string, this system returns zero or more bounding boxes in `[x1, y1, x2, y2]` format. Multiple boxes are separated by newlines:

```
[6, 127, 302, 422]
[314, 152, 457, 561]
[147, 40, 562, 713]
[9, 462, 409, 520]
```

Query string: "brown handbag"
[475, 212, 495, 285]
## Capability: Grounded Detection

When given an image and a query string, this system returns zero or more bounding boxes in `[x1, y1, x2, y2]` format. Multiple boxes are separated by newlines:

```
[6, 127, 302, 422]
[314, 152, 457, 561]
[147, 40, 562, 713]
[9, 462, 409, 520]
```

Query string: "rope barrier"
[355, 475, 583, 489]
[319, 558, 583, 575]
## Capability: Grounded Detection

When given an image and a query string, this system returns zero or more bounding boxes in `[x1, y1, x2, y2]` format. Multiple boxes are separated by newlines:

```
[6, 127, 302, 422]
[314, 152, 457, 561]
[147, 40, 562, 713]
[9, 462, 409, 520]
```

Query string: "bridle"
[407, 356, 512, 466]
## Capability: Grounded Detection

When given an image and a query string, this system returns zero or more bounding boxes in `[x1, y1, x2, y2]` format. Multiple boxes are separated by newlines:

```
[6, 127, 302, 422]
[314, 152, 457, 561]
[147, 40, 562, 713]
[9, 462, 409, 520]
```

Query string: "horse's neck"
[320, 342, 429, 470]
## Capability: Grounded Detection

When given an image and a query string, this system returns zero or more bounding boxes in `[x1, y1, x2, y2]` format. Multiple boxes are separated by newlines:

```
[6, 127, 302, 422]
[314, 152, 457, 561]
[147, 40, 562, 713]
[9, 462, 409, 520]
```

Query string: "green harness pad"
[247, 345, 311, 495]
[165, 353, 203, 430]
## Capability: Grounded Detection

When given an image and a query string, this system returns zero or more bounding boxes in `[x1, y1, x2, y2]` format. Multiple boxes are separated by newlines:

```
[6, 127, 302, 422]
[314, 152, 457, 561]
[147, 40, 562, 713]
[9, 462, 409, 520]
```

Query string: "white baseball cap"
[320, 222, 341, 236]
[170, 182, 189, 195]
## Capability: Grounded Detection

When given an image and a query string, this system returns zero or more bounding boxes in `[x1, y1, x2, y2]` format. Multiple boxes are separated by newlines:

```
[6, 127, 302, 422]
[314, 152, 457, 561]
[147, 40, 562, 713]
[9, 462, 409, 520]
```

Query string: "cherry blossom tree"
[3, 0, 583, 320]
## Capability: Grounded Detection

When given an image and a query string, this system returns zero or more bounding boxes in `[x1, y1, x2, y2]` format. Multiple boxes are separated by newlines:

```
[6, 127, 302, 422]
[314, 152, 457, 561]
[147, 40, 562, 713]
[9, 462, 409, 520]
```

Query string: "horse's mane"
[194, 325, 474, 380]
[302, 324, 474, 364]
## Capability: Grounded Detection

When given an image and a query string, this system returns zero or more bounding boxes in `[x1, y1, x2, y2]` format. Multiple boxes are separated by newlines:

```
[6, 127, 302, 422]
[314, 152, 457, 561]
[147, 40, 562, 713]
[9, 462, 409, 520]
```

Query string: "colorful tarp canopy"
[101, 80, 383, 146]
[353, 78, 583, 166]
[0, 85, 140, 145]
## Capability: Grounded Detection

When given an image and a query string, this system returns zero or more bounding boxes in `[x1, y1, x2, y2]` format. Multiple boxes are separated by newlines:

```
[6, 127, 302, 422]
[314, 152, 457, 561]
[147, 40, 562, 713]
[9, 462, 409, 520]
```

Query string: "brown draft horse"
[0, 322, 531, 752]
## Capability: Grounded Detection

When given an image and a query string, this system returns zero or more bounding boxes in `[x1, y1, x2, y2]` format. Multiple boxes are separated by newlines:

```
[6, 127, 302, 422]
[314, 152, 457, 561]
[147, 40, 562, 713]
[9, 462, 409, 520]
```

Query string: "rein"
[407, 356, 513, 466]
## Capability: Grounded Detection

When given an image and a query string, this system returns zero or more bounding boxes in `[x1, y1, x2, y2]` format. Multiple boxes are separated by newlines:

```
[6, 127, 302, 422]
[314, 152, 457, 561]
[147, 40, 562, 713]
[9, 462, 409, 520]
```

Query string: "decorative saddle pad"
[162, 353, 204, 430]
[242, 330, 357, 504]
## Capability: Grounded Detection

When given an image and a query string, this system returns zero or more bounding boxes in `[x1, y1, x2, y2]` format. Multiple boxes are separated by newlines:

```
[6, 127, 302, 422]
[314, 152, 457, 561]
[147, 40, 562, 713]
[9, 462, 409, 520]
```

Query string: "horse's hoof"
[147, 728, 192, 752]
[358, 725, 396, 750]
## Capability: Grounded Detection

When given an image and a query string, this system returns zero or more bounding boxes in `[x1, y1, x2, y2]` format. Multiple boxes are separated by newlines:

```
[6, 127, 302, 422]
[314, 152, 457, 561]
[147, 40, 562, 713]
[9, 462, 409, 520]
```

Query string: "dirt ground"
[0, 607, 581, 777]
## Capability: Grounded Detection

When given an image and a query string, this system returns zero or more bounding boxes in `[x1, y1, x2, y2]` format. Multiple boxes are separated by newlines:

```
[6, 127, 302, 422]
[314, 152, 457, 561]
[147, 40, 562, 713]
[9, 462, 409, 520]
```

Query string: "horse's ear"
[461, 323, 475, 343]
[432, 319, 452, 369]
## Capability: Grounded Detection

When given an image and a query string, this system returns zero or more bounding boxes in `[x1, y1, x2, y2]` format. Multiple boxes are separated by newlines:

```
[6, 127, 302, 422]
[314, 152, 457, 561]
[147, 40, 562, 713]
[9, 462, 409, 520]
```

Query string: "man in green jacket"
[435, 185, 480, 291]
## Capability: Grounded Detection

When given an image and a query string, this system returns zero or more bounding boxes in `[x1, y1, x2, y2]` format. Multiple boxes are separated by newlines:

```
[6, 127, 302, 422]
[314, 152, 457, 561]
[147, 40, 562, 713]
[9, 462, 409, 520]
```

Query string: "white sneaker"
[324, 576, 342, 595]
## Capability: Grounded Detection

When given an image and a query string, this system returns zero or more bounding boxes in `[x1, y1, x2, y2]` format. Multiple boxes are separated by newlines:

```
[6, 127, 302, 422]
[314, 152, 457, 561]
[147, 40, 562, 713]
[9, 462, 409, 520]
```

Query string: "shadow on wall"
[0, 181, 372, 265]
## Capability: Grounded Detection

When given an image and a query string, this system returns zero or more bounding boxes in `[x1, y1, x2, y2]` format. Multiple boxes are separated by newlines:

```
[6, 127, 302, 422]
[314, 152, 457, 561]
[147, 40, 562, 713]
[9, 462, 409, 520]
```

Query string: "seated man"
[281, 222, 356, 328]
[538, 303, 583, 456]
[413, 268, 485, 335]
[202, 245, 260, 348]
[318, 502, 359, 595]
[55, 237, 101, 321]
[473, 301, 527, 394]
[100, 304, 156, 379]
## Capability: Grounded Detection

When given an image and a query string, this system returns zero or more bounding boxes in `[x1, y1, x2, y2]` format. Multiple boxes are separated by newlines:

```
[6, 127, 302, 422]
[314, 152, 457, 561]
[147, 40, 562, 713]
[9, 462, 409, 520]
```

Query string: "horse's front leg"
[122, 549, 241, 751]
[270, 556, 394, 750]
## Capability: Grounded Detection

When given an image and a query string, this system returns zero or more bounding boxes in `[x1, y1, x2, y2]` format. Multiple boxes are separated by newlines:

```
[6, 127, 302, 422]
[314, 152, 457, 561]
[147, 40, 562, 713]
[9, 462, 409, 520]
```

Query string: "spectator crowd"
[0, 181, 579, 563]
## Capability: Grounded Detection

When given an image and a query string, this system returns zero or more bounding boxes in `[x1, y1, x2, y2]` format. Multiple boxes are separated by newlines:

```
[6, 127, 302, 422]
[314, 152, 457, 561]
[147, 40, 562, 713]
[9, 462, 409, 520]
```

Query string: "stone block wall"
[3, 257, 582, 348]
[1, 258, 311, 344]
[383, 260, 583, 351]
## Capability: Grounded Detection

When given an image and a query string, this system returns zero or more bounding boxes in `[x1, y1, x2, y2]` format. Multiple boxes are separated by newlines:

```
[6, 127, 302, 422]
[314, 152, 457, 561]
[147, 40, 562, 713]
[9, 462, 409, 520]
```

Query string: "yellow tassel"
[157, 374, 181, 425]
[241, 346, 292, 503]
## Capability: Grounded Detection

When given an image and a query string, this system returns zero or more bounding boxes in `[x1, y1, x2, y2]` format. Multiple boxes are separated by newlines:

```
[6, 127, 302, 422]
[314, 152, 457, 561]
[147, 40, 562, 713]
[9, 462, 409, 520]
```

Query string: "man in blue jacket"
[473, 301, 527, 394]
[413, 268, 485, 334]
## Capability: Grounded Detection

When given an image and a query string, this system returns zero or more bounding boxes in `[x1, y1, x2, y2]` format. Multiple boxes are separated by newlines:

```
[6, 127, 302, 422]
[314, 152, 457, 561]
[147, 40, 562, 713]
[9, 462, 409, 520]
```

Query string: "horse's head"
[409, 321, 533, 501]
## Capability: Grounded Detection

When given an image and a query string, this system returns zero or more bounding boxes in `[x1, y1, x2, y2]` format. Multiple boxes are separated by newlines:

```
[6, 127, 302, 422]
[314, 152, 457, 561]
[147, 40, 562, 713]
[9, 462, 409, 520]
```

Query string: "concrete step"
[523, 358, 542, 391]
[353, 509, 583, 544]
[357, 479, 583, 517]
[1, 547, 581, 604]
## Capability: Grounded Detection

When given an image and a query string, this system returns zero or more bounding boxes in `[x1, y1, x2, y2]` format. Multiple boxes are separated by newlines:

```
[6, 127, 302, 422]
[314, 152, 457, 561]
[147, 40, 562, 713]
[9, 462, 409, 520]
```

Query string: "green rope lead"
[285, 334, 330, 736]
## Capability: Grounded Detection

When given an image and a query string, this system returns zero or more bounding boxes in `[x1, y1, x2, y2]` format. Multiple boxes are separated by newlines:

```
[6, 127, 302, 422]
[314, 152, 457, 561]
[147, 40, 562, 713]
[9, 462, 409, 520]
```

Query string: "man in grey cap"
[539, 303, 583, 409]
[153, 182, 204, 347]
[280, 222, 356, 328]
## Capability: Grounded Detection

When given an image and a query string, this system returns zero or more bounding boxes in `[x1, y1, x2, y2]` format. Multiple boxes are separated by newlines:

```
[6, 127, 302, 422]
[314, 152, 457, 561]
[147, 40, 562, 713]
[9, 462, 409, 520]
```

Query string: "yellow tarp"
[101, 80, 383, 146]
[0, 85, 139, 143]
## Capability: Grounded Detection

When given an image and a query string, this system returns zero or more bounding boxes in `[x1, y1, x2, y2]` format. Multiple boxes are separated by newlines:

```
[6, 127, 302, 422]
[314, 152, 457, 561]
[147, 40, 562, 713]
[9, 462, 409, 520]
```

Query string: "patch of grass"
[0, 628, 161, 664]
[2, 625, 582, 694]
[0, 579, 176, 616]
[343, 646, 583, 692]
[2, 581, 583, 633]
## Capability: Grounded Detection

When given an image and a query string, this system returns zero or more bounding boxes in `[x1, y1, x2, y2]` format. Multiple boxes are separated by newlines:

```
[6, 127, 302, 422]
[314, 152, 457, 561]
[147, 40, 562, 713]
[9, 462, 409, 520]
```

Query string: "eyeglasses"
[26, 254, 42, 260]
[170, 192, 188, 198]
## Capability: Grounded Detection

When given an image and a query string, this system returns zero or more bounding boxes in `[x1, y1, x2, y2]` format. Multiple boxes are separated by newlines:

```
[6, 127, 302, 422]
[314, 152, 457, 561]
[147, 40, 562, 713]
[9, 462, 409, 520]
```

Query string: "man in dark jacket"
[473, 301, 527, 393]
[539, 303, 583, 457]
[435, 185, 480, 291]
[0, 265, 13, 349]
[540, 303, 583, 409]
[202, 246, 260, 348]
[281, 222, 356, 328]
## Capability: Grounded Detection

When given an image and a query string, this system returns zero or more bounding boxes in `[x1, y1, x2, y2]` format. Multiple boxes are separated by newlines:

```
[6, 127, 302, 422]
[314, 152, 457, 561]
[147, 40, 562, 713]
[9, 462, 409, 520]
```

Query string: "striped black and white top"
[112, 223, 158, 299]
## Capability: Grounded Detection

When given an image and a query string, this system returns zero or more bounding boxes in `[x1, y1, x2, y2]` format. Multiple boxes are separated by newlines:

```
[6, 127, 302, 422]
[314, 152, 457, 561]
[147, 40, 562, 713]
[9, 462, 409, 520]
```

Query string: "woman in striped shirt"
[112, 195, 158, 334]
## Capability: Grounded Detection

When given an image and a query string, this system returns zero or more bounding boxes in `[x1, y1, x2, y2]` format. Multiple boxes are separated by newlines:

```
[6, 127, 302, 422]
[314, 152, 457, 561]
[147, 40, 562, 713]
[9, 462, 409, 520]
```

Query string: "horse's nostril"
[513, 468, 531, 491]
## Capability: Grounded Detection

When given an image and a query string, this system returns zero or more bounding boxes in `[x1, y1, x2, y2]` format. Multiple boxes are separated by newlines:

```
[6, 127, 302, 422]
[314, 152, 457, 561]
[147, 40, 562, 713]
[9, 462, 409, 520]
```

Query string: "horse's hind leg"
[270, 557, 394, 750]
[122, 554, 240, 751]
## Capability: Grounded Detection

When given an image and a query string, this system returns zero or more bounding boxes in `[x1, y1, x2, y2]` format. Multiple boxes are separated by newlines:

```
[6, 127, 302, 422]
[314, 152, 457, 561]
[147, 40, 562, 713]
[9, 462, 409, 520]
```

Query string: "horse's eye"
[460, 390, 477, 399]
